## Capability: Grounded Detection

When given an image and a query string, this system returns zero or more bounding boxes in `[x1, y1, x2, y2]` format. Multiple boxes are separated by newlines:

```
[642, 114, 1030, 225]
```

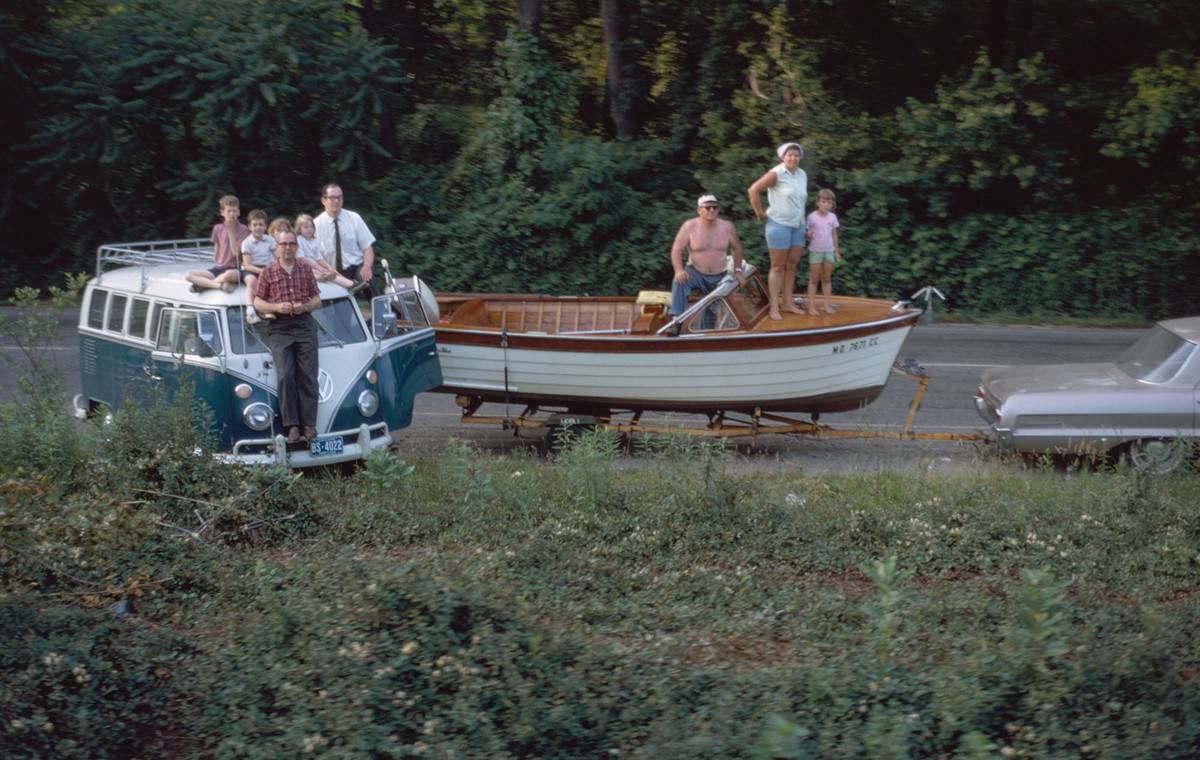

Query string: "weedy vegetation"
[2, 295, 1199, 757]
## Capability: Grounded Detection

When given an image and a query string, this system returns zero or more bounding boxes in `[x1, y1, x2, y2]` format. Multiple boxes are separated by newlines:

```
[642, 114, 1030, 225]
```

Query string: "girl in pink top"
[804, 188, 842, 315]
[295, 213, 357, 290]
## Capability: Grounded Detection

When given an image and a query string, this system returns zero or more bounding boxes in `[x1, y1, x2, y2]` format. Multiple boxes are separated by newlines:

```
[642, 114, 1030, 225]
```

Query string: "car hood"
[980, 362, 1130, 404]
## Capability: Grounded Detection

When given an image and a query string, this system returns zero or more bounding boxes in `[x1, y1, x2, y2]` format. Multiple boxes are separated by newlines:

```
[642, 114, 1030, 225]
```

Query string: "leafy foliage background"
[2, 0, 1198, 316]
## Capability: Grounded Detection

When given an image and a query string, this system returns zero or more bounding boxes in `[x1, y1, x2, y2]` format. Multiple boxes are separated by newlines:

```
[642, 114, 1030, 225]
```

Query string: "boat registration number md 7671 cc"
[75, 239, 442, 467]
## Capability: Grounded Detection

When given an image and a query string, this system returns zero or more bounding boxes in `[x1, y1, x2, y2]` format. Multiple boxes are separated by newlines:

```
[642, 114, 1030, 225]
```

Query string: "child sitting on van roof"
[268, 216, 293, 238]
[241, 209, 276, 324]
[295, 213, 360, 291]
[186, 194, 247, 293]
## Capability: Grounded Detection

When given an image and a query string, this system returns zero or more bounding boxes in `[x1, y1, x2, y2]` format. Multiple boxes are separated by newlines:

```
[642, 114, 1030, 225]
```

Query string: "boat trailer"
[452, 359, 989, 449]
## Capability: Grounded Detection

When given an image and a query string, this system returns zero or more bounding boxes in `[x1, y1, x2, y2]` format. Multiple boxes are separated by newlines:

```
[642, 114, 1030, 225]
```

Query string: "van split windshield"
[227, 298, 367, 355]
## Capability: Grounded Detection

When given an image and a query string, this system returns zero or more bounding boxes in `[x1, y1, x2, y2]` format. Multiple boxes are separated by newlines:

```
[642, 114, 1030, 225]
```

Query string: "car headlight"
[357, 389, 379, 417]
[242, 402, 273, 431]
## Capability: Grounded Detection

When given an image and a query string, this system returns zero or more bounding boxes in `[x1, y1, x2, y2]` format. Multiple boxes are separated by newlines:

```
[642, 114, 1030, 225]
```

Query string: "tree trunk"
[517, 0, 541, 36]
[988, 0, 1008, 68]
[600, 0, 637, 139]
[1015, 0, 1033, 61]
[933, 0, 962, 83]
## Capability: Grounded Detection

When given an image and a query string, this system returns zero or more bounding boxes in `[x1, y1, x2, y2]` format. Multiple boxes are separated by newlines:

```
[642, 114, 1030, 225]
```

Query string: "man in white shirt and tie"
[314, 183, 377, 298]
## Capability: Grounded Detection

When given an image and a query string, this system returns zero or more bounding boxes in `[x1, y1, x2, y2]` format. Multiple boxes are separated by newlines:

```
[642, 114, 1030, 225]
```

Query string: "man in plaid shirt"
[254, 230, 323, 444]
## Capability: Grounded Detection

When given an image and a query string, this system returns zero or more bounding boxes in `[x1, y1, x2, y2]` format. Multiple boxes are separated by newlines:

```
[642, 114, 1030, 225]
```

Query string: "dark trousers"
[267, 315, 318, 428]
[338, 263, 377, 298]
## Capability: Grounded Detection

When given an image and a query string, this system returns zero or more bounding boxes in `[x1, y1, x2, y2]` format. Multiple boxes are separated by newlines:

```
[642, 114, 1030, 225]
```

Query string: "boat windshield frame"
[656, 274, 740, 336]
[652, 261, 763, 336]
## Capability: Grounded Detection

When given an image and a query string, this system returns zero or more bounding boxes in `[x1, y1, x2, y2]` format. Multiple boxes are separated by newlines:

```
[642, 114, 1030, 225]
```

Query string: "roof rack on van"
[96, 238, 215, 289]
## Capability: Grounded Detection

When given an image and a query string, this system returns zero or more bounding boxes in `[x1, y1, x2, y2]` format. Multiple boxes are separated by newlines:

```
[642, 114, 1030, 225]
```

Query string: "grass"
[3, 418, 1199, 757]
[1, 291, 1197, 756]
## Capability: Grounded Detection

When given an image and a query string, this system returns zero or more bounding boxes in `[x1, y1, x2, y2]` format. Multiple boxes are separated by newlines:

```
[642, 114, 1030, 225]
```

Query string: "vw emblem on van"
[317, 369, 334, 403]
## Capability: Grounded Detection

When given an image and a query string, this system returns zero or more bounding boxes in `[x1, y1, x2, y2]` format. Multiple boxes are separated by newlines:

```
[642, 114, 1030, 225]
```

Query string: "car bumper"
[973, 394, 1013, 448]
[226, 422, 391, 467]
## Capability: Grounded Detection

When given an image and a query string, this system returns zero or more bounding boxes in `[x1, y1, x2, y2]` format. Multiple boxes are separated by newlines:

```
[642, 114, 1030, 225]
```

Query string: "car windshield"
[1116, 325, 1195, 383]
[228, 297, 367, 354]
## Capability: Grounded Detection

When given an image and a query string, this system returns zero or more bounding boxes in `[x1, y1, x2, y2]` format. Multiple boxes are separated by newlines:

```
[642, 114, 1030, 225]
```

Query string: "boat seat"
[636, 290, 671, 315]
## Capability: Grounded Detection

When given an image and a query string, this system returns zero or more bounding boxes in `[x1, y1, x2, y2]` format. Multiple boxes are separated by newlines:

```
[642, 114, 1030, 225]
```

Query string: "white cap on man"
[697, 194, 719, 207]
[776, 142, 804, 159]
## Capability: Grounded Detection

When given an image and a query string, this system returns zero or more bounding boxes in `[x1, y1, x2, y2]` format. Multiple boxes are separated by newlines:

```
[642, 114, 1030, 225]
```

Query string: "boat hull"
[434, 316, 918, 415]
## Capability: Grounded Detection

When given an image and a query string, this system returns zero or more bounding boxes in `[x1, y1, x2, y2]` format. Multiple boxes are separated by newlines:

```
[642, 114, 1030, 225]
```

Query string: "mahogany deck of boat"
[438, 293, 908, 336]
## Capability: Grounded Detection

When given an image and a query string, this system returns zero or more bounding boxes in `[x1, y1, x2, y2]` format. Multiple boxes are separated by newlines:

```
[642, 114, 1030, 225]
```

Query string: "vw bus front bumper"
[226, 422, 392, 467]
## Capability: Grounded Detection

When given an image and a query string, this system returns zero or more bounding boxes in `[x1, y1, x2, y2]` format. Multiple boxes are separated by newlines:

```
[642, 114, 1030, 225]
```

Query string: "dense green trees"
[3, 0, 1197, 316]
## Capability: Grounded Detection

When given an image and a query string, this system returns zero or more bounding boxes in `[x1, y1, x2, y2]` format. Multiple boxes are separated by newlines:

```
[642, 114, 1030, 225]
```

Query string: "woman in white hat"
[747, 142, 808, 320]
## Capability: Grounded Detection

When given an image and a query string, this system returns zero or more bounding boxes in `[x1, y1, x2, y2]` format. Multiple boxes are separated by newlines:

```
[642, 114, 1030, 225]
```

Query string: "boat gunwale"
[433, 308, 922, 344]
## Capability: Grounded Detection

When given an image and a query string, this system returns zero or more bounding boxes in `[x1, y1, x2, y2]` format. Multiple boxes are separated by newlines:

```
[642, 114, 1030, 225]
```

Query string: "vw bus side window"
[156, 309, 223, 358]
[686, 298, 740, 334]
[106, 294, 128, 333]
[128, 298, 151, 341]
[87, 289, 108, 329]
[147, 303, 162, 347]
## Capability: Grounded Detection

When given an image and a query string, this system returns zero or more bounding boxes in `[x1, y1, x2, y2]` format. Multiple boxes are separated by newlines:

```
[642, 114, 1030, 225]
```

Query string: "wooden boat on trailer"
[424, 264, 956, 443]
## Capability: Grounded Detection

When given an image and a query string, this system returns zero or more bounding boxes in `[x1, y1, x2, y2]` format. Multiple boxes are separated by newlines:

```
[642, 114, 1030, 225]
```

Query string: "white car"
[975, 317, 1200, 472]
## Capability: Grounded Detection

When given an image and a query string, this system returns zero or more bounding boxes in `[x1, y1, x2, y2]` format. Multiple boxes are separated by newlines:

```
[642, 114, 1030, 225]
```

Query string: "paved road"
[0, 308, 1146, 472]
[392, 322, 1146, 472]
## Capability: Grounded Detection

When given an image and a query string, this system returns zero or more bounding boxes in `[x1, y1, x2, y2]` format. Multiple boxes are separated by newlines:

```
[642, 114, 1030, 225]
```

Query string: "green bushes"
[190, 562, 625, 757]
[0, 595, 187, 759]
[0, 281, 90, 484]
[3, 408, 1199, 756]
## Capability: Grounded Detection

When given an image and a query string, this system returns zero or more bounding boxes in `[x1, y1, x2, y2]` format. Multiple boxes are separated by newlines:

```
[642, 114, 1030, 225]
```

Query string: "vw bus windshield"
[228, 298, 368, 355]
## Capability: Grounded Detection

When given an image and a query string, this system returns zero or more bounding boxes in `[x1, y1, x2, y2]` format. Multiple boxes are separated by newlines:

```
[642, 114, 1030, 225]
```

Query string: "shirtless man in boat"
[666, 194, 745, 335]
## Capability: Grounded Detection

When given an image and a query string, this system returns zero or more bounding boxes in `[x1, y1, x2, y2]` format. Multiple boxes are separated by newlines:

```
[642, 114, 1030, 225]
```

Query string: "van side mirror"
[372, 296, 398, 340]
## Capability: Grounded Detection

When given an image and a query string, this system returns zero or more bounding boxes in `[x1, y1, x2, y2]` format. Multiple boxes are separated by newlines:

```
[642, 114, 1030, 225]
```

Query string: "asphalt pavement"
[0, 308, 1146, 473]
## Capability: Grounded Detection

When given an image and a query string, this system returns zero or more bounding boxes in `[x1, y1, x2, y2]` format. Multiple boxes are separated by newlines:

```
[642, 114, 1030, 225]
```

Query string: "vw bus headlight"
[243, 402, 273, 431]
[357, 389, 379, 417]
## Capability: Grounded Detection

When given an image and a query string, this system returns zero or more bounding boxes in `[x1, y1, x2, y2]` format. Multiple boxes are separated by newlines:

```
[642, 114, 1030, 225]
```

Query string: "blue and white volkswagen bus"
[74, 239, 442, 467]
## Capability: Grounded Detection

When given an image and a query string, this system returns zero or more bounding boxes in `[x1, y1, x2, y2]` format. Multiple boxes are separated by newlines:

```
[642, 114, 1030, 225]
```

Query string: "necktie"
[333, 216, 343, 271]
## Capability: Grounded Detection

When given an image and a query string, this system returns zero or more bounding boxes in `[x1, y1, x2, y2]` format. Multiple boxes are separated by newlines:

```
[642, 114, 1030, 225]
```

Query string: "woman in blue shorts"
[748, 142, 808, 320]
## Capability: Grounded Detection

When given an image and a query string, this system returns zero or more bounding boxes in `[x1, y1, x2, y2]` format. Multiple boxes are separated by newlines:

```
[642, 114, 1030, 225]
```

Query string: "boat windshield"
[686, 298, 740, 333]
[1116, 325, 1195, 383]
[228, 298, 368, 354]
[728, 276, 770, 314]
